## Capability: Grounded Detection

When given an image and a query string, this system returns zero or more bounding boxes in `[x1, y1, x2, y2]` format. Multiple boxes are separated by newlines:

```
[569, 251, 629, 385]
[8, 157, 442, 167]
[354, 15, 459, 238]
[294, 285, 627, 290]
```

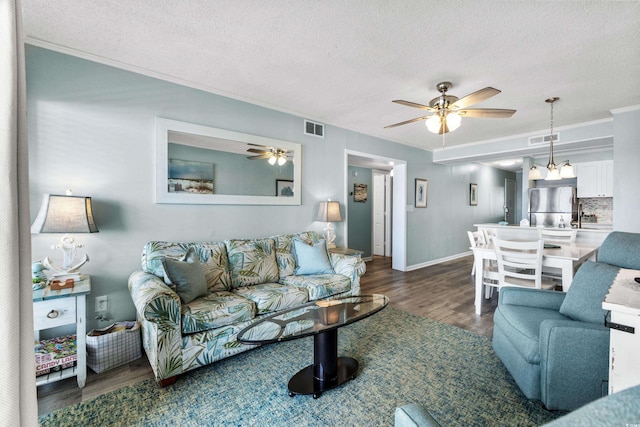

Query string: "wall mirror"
[156, 118, 301, 205]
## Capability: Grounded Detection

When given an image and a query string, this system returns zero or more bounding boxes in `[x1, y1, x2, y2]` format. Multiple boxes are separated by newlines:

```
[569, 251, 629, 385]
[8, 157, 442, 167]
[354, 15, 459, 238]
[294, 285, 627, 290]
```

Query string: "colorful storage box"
[35, 334, 77, 377]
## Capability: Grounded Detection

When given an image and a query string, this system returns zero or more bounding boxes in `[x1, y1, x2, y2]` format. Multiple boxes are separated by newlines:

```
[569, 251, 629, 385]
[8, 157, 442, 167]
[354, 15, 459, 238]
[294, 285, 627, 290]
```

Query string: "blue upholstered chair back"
[597, 232, 640, 269]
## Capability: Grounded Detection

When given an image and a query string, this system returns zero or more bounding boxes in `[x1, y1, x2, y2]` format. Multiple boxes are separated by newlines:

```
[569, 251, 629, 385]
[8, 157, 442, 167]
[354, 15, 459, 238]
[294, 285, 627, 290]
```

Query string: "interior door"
[505, 179, 516, 224]
[372, 172, 386, 256]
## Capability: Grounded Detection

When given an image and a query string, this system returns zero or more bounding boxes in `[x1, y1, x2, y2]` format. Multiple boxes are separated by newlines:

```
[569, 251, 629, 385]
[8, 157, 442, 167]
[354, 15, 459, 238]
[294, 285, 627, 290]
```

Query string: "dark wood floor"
[37, 254, 498, 415]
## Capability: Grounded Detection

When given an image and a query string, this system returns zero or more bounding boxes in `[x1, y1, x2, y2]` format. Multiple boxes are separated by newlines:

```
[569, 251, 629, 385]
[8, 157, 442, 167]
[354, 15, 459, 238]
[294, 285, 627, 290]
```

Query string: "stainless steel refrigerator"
[528, 187, 578, 228]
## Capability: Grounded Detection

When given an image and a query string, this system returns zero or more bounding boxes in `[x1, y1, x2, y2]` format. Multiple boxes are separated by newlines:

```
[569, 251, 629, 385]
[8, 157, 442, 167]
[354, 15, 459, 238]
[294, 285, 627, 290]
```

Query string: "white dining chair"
[537, 228, 577, 279]
[537, 228, 577, 243]
[468, 231, 499, 298]
[493, 238, 557, 291]
[467, 231, 486, 275]
[482, 228, 498, 244]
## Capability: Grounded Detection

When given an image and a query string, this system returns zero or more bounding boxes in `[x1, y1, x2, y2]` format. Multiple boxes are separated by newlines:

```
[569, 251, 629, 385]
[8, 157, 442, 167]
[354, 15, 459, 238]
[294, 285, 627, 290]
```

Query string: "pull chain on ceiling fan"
[385, 81, 516, 146]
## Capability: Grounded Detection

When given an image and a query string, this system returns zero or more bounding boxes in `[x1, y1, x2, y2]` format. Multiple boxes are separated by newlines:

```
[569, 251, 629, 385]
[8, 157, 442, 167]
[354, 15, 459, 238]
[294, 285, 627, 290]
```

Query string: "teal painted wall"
[26, 46, 516, 328]
[347, 166, 373, 257]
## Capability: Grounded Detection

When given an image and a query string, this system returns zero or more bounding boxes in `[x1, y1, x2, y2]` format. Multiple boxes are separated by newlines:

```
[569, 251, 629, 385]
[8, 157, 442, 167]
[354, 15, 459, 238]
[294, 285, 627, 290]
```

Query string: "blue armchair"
[492, 231, 640, 411]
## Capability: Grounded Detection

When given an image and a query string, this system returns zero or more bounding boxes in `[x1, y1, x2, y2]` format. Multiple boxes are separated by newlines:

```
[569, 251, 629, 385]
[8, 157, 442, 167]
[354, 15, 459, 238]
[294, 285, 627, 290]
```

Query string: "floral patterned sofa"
[128, 231, 365, 385]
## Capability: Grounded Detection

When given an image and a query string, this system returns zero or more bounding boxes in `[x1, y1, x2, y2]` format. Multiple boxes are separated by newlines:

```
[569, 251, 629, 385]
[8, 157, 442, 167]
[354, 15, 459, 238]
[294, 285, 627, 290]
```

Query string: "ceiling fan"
[385, 81, 516, 136]
[246, 145, 291, 166]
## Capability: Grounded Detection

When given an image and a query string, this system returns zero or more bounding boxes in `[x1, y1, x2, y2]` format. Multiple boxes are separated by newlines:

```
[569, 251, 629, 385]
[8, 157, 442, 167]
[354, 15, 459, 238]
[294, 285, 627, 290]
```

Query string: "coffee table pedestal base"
[288, 357, 358, 399]
[288, 329, 358, 398]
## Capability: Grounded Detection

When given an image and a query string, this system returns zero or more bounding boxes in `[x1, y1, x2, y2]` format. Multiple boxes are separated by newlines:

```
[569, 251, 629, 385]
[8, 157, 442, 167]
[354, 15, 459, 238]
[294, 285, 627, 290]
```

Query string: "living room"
[3, 1, 640, 426]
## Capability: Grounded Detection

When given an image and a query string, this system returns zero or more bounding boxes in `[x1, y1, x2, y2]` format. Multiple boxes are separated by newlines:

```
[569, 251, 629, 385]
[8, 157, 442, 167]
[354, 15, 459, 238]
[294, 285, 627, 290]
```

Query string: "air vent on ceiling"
[304, 119, 324, 138]
[529, 133, 559, 145]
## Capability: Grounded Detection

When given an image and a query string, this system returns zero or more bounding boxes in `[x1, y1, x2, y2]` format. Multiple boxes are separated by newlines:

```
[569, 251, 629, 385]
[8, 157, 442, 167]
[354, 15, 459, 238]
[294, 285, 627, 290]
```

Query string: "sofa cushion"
[225, 238, 279, 288]
[232, 283, 309, 314]
[293, 238, 334, 275]
[162, 255, 208, 304]
[142, 241, 232, 291]
[559, 261, 619, 323]
[273, 231, 319, 278]
[181, 291, 255, 334]
[280, 274, 351, 300]
[493, 304, 570, 364]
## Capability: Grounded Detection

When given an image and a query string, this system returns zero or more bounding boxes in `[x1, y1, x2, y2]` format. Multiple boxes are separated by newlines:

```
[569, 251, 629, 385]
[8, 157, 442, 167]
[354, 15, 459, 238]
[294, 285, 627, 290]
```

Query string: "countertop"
[474, 223, 613, 233]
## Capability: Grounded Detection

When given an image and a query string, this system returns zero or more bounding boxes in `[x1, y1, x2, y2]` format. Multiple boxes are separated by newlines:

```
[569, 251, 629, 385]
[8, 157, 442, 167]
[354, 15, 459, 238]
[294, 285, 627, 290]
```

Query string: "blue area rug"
[38, 307, 561, 426]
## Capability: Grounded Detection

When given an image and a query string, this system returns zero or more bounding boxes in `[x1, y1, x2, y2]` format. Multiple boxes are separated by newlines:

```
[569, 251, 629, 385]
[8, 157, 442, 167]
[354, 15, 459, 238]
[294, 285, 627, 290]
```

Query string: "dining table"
[471, 241, 600, 315]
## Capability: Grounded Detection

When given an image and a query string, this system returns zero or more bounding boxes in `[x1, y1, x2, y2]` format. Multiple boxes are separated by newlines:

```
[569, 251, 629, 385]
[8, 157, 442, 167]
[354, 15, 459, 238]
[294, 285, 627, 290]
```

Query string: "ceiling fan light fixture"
[277, 156, 286, 166]
[426, 114, 441, 134]
[445, 112, 461, 132]
[268, 155, 277, 165]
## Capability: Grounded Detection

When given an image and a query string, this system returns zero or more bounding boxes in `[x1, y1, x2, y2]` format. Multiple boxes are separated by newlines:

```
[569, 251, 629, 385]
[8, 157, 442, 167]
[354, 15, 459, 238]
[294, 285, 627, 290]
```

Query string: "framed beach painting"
[415, 179, 427, 208]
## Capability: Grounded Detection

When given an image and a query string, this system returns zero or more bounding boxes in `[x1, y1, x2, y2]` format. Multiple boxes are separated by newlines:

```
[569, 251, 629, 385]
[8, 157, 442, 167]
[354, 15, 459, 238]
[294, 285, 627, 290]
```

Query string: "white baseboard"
[404, 251, 472, 272]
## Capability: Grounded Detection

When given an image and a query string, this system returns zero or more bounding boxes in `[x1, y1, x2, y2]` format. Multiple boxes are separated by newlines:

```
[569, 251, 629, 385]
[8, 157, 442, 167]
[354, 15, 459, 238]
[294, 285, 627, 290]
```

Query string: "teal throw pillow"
[293, 238, 334, 275]
[162, 249, 208, 304]
[559, 261, 619, 324]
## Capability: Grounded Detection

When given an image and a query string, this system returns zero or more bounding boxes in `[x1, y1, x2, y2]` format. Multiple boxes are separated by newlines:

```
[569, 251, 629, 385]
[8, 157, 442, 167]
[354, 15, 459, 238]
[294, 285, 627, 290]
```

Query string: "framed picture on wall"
[276, 179, 294, 197]
[415, 178, 428, 208]
[354, 183, 368, 202]
[470, 183, 478, 206]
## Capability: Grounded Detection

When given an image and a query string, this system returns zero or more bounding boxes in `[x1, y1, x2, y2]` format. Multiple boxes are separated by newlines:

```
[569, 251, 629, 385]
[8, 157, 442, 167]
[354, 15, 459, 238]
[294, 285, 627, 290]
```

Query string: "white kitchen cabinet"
[576, 160, 613, 198]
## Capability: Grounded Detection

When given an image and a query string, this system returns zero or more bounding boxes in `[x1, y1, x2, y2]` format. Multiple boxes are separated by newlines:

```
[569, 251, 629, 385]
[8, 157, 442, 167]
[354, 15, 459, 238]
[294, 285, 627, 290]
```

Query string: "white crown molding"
[24, 37, 325, 126]
[610, 105, 640, 114]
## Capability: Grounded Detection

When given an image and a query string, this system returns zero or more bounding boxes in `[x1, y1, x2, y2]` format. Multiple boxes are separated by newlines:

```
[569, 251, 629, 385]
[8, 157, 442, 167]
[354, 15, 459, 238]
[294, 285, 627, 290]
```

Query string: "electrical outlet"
[95, 295, 108, 312]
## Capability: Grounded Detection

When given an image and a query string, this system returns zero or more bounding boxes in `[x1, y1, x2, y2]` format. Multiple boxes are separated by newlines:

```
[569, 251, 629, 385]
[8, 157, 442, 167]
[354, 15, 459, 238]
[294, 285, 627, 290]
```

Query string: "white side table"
[33, 275, 91, 388]
[328, 247, 364, 257]
[602, 269, 640, 394]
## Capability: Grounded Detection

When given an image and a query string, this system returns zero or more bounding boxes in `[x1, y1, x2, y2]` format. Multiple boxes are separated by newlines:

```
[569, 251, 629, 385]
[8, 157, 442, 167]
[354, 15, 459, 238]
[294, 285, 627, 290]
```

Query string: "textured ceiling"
[21, 1, 640, 152]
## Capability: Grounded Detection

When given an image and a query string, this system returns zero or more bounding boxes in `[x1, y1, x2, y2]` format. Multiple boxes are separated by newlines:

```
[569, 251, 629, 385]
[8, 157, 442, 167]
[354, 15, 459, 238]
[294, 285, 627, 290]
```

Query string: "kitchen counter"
[475, 223, 612, 245]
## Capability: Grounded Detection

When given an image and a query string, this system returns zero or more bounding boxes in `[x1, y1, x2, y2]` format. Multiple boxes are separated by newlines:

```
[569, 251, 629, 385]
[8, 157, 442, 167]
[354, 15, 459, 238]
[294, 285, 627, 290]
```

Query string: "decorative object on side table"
[415, 178, 428, 208]
[30, 190, 99, 278]
[32, 260, 48, 290]
[469, 183, 478, 206]
[316, 200, 343, 248]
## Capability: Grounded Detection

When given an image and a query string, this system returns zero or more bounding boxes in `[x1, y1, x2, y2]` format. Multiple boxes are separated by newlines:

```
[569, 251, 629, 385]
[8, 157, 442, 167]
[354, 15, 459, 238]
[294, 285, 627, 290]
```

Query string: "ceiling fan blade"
[457, 108, 516, 118]
[384, 115, 432, 129]
[392, 100, 436, 111]
[247, 153, 272, 160]
[450, 87, 500, 109]
[247, 148, 267, 154]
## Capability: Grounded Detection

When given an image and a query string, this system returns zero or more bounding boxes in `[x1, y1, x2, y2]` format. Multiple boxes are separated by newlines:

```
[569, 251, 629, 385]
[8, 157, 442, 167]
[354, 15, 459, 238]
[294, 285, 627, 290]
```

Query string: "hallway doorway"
[345, 150, 407, 271]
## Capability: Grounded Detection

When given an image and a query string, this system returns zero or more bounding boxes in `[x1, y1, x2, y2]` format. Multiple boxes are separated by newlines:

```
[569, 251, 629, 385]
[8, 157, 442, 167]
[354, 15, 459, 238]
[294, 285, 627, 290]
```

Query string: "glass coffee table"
[237, 294, 388, 398]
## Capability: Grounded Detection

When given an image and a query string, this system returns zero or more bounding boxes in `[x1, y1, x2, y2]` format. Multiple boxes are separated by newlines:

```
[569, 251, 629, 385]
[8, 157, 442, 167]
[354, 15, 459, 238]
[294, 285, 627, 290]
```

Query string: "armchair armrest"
[329, 252, 366, 295]
[128, 271, 183, 382]
[539, 319, 610, 410]
[498, 287, 566, 311]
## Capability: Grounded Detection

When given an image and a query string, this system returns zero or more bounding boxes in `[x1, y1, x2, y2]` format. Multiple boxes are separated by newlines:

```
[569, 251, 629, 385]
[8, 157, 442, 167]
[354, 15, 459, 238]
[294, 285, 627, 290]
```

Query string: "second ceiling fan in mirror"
[246, 145, 292, 166]
[385, 81, 516, 142]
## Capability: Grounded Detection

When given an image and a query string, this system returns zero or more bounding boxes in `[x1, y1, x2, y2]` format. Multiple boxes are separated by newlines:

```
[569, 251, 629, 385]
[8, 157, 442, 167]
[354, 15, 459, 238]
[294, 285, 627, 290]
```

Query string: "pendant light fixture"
[528, 97, 575, 181]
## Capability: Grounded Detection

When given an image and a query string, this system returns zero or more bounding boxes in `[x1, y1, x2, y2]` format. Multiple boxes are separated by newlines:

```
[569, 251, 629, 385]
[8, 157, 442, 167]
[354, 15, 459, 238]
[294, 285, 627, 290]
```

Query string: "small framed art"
[415, 179, 428, 208]
[276, 179, 294, 197]
[470, 183, 478, 206]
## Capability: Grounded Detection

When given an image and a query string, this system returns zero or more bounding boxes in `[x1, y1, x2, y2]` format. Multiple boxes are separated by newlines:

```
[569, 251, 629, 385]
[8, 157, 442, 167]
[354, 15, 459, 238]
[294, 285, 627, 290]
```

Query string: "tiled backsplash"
[578, 197, 613, 224]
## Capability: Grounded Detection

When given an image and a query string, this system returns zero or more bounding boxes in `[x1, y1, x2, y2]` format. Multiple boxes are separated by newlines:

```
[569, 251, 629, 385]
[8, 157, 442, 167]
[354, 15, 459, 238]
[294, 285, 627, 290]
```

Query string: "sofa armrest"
[539, 319, 610, 410]
[128, 271, 183, 382]
[329, 252, 366, 295]
[498, 287, 566, 311]
[395, 403, 442, 427]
